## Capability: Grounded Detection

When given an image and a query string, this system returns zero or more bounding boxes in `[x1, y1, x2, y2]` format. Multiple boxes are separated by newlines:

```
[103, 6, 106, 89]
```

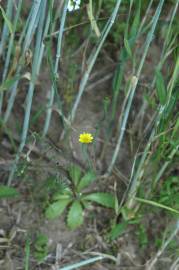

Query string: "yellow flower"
[79, 133, 93, 144]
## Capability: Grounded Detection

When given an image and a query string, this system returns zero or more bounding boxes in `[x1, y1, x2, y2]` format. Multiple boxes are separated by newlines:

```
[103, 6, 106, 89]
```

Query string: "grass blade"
[135, 197, 179, 215]
[43, 0, 68, 136]
[60, 256, 104, 270]
[68, 0, 122, 125]
[107, 0, 165, 176]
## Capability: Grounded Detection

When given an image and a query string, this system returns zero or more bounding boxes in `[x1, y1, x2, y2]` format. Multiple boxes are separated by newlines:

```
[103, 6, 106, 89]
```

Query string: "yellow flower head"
[79, 133, 93, 144]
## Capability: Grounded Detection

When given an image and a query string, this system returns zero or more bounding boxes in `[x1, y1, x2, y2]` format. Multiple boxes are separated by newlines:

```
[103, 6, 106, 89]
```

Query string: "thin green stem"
[68, 0, 122, 125]
[0, 0, 13, 55]
[147, 220, 179, 270]
[8, 0, 47, 185]
[106, 0, 165, 176]
[81, 144, 93, 170]
[60, 256, 104, 270]
[24, 237, 30, 270]
[3, 0, 43, 123]
[43, 0, 68, 136]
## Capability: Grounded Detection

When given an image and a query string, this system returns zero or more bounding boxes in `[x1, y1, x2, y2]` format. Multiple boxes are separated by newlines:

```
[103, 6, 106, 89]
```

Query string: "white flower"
[67, 0, 81, 12]
[74, 4, 80, 10]
[67, 2, 74, 12]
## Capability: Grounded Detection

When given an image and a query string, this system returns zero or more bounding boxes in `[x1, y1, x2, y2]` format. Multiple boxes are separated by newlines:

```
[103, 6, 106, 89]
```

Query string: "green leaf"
[77, 171, 96, 191]
[68, 165, 82, 186]
[172, 118, 179, 138]
[45, 199, 71, 219]
[137, 224, 148, 248]
[155, 69, 167, 105]
[0, 6, 13, 35]
[44, 175, 69, 192]
[84, 192, 115, 209]
[24, 237, 30, 270]
[130, 0, 141, 38]
[82, 200, 92, 209]
[0, 185, 20, 199]
[109, 221, 128, 240]
[135, 197, 179, 215]
[124, 38, 132, 59]
[34, 234, 48, 252]
[34, 251, 47, 262]
[34, 234, 48, 262]
[52, 193, 72, 201]
[67, 201, 84, 229]
[0, 75, 20, 92]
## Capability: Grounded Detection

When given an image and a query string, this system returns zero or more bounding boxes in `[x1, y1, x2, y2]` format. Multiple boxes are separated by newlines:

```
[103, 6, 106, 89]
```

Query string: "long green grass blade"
[67, 0, 122, 126]
[8, 0, 47, 185]
[43, 0, 68, 136]
[135, 197, 179, 215]
[0, 5, 13, 35]
[107, 0, 165, 176]
[0, 0, 13, 55]
[60, 256, 103, 270]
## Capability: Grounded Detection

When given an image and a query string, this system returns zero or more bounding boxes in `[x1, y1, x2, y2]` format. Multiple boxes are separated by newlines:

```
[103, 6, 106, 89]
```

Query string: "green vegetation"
[45, 165, 115, 229]
[0, 0, 179, 269]
[0, 185, 19, 198]
[33, 233, 49, 262]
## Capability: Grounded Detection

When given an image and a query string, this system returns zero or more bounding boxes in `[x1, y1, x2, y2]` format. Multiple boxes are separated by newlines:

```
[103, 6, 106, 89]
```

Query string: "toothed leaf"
[84, 192, 115, 208]
[68, 165, 82, 186]
[45, 199, 71, 219]
[67, 201, 84, 229]
[77, 171, 96, 191]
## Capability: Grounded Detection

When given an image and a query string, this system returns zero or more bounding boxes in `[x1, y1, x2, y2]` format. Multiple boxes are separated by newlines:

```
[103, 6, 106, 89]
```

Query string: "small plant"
[33, 233, 48, 263]
[0, 185, 19, 199]
[45, 164, 115, 229]
[157, 176, 179, 212]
